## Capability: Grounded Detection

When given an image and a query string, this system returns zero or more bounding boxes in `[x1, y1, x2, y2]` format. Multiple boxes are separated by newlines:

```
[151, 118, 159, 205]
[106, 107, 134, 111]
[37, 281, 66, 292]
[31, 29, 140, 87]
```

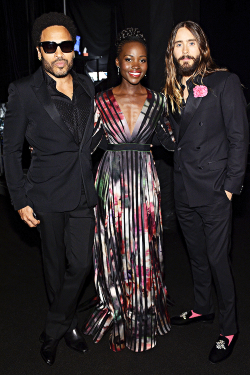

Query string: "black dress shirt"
[43, 69, 91, 145]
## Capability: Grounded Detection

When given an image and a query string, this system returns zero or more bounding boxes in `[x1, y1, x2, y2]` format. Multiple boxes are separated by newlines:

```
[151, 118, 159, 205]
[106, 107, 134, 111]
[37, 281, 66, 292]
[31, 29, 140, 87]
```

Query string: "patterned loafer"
[170, 310, 214, 325]
[209, 334, 238, 364]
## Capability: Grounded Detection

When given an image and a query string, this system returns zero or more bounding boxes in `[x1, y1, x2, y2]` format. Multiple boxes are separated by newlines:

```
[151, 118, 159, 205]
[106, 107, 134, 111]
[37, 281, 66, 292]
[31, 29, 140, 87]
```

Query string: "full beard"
[174, 55, 200, 77]
[42, 57, 73, 78]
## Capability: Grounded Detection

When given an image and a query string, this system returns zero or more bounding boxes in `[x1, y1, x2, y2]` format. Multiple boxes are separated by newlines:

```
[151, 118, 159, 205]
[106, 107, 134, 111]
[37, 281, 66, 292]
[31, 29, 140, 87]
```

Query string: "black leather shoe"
[40, 335, 59, 366]
[209, 334, 238, 364]
[39, 331, 46, 343]
[64, 327, 89, 353]
[171, 310, 214, 325]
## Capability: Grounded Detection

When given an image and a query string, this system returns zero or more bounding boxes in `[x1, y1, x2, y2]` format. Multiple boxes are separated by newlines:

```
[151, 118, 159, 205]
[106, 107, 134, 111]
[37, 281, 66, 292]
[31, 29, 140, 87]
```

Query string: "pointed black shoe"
[171, 310, 214, 325]
[64, 327, 89, 353]
[40, 335, 59, 366]
[39, 331, 46, 343]
[209, 334, 238, 364]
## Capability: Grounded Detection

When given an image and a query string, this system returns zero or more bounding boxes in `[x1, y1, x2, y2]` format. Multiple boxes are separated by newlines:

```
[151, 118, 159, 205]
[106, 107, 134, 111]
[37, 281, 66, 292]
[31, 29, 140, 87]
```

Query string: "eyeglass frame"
[38, 40, 75, 54]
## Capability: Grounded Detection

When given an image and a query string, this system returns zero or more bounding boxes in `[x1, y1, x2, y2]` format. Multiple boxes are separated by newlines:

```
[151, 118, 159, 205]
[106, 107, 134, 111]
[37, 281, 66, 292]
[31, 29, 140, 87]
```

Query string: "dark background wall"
[0, 0, 249, 102]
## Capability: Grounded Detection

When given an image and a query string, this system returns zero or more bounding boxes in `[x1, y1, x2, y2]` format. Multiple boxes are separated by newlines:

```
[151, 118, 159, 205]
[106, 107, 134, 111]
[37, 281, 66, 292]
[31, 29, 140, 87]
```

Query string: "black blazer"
[3, 67, 97, 212]
[169, 71, 249, 207]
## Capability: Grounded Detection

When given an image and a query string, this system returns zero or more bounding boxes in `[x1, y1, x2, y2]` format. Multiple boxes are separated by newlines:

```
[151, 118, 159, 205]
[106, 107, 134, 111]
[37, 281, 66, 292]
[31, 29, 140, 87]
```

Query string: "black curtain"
[68, 0, 111, 57]
[200, 0, 250, 103]
[67, 0, 112, 73]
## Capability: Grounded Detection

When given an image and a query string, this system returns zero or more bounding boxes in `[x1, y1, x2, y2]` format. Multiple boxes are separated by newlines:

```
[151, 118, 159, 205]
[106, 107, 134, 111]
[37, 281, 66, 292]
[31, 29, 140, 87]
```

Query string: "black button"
[199, 122, 203, 126]
[196, 146, 201, 150]
[177, 147, 182, 151]
[198, 166, 203, 170]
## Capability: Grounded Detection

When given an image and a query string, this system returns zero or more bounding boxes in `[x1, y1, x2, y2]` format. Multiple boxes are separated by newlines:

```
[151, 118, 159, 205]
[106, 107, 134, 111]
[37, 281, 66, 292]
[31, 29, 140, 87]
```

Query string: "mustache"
[52, 57, 68, 63]
[178, 55, 195, 61]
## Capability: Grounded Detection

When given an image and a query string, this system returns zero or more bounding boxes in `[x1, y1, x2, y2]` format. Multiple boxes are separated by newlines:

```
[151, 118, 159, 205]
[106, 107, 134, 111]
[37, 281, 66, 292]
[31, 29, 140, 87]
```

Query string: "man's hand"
[225, 190, 233, 201]
[18, 206, 40, 227]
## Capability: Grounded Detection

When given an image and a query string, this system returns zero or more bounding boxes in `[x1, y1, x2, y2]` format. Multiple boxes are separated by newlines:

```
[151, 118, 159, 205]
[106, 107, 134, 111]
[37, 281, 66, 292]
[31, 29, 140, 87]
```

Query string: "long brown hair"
[164, 21, 227, 112]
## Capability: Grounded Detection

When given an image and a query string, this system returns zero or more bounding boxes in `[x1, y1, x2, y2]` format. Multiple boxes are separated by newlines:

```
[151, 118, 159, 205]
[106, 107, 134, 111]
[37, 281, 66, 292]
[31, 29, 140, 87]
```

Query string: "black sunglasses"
[38, 41, 74, 54]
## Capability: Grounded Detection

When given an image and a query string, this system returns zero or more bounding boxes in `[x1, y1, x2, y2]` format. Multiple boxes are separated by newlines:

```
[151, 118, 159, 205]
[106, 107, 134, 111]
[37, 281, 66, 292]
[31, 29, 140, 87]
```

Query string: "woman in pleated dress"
[84, 28, 175, 352]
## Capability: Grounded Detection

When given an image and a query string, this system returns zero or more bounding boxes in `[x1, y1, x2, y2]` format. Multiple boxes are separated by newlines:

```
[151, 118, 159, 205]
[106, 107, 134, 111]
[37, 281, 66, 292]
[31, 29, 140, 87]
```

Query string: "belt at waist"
[107, 143, 151, 152]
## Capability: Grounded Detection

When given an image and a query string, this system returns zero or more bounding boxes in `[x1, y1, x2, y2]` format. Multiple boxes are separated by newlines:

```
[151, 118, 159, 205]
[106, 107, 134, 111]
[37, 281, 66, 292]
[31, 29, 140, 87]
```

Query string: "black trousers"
[36, 194, 95, 339]
[175, 195, 237, 336]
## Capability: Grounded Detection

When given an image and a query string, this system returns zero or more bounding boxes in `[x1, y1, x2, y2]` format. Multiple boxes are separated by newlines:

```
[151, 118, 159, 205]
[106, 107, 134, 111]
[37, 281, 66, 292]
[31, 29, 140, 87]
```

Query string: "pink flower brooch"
[193, 85, 208, 98]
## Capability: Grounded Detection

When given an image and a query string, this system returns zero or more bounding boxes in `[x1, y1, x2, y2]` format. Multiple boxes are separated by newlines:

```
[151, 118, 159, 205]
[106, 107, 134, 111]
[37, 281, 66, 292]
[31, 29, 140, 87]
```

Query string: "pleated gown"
[84, 89, 171, 352]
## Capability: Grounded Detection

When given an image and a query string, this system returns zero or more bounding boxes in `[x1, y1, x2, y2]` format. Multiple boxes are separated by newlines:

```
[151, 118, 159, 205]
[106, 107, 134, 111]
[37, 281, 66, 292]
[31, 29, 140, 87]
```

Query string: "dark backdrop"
[0, 0, 63, 102]
[200, 0, 250, 102]
[1, 0, 249, 102]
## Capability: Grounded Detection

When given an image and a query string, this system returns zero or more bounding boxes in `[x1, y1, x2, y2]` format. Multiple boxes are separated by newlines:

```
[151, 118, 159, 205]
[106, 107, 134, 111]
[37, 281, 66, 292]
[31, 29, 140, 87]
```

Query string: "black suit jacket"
[3, 67, 97, 212]
[169, 71, 249, 207]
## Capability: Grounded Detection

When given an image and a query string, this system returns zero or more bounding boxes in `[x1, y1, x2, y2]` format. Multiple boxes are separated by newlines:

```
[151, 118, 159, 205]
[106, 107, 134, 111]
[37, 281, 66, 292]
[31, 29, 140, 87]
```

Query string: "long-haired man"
[164, 21, 248, 363]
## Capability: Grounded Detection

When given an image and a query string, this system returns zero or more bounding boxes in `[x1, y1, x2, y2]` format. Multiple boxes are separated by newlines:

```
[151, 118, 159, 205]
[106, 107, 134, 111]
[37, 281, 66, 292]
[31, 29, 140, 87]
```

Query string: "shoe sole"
[171, 319, 214, 326]
[65, 341, 89, 353]
[209, 352, 232, 364]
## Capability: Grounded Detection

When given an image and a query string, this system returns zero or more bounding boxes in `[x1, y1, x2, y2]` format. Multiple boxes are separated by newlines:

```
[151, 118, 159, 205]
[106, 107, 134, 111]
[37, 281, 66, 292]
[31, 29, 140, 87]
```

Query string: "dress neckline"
[109, 88, 150, 137]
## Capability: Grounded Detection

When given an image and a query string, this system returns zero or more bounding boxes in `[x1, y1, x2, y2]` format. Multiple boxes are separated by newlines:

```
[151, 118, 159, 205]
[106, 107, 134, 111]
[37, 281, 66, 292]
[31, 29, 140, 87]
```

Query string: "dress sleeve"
[91, 101, 108, 154]
[152, 95, 176, 151]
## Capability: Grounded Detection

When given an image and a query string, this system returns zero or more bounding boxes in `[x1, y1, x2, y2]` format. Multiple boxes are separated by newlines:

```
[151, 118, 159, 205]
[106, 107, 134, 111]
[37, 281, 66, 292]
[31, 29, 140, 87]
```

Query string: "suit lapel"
[31, 68, 75, 140]
[179, 83, 202, 141]
[77, 74, 93, 99]
[76, 75, 93, 147]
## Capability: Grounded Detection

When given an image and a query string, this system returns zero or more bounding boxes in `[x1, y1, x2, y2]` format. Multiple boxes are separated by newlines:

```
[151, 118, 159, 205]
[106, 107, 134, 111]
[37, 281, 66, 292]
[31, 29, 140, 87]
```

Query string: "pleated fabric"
[84, 89, 170, 352]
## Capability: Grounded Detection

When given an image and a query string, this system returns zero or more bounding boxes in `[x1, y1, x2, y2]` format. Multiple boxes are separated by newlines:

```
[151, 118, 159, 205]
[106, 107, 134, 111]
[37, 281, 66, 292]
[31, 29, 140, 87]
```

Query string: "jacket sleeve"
[3, 83, 30, 210]
[221, 73, 249, 194]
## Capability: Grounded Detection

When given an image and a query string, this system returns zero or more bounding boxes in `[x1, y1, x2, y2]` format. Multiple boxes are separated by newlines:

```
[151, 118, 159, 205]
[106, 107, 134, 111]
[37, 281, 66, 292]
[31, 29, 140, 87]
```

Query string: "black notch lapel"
[76, 75, 95, 148]
[179, 88, 202, 142]
[77, 75, 93, 99]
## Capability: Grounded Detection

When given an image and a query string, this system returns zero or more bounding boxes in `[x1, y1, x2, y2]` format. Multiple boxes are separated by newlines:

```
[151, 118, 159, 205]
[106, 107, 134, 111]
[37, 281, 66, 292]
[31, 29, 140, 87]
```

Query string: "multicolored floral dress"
[84, 89, 173, 352]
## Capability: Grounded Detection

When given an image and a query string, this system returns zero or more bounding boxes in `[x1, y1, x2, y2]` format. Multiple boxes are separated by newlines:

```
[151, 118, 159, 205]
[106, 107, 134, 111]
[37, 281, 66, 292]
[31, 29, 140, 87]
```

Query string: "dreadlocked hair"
[164, 20, 227, 113]
[115, 28, 147, 57]
[32, 12, 77, 46]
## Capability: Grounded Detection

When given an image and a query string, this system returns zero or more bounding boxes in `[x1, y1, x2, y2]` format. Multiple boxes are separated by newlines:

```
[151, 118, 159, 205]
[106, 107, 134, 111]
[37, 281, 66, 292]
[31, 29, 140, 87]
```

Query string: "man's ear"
[36, 47, 42, 61]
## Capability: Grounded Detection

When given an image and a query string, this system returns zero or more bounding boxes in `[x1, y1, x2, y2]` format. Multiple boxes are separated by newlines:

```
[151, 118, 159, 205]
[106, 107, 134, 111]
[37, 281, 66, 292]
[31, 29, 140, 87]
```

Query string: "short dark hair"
[32, 12, 77, 46]
[115, 28, 147, 57]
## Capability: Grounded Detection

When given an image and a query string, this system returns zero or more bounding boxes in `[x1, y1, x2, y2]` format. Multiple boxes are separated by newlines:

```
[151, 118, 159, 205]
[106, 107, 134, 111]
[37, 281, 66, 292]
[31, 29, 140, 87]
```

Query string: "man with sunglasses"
[3, 12, 97, 365]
